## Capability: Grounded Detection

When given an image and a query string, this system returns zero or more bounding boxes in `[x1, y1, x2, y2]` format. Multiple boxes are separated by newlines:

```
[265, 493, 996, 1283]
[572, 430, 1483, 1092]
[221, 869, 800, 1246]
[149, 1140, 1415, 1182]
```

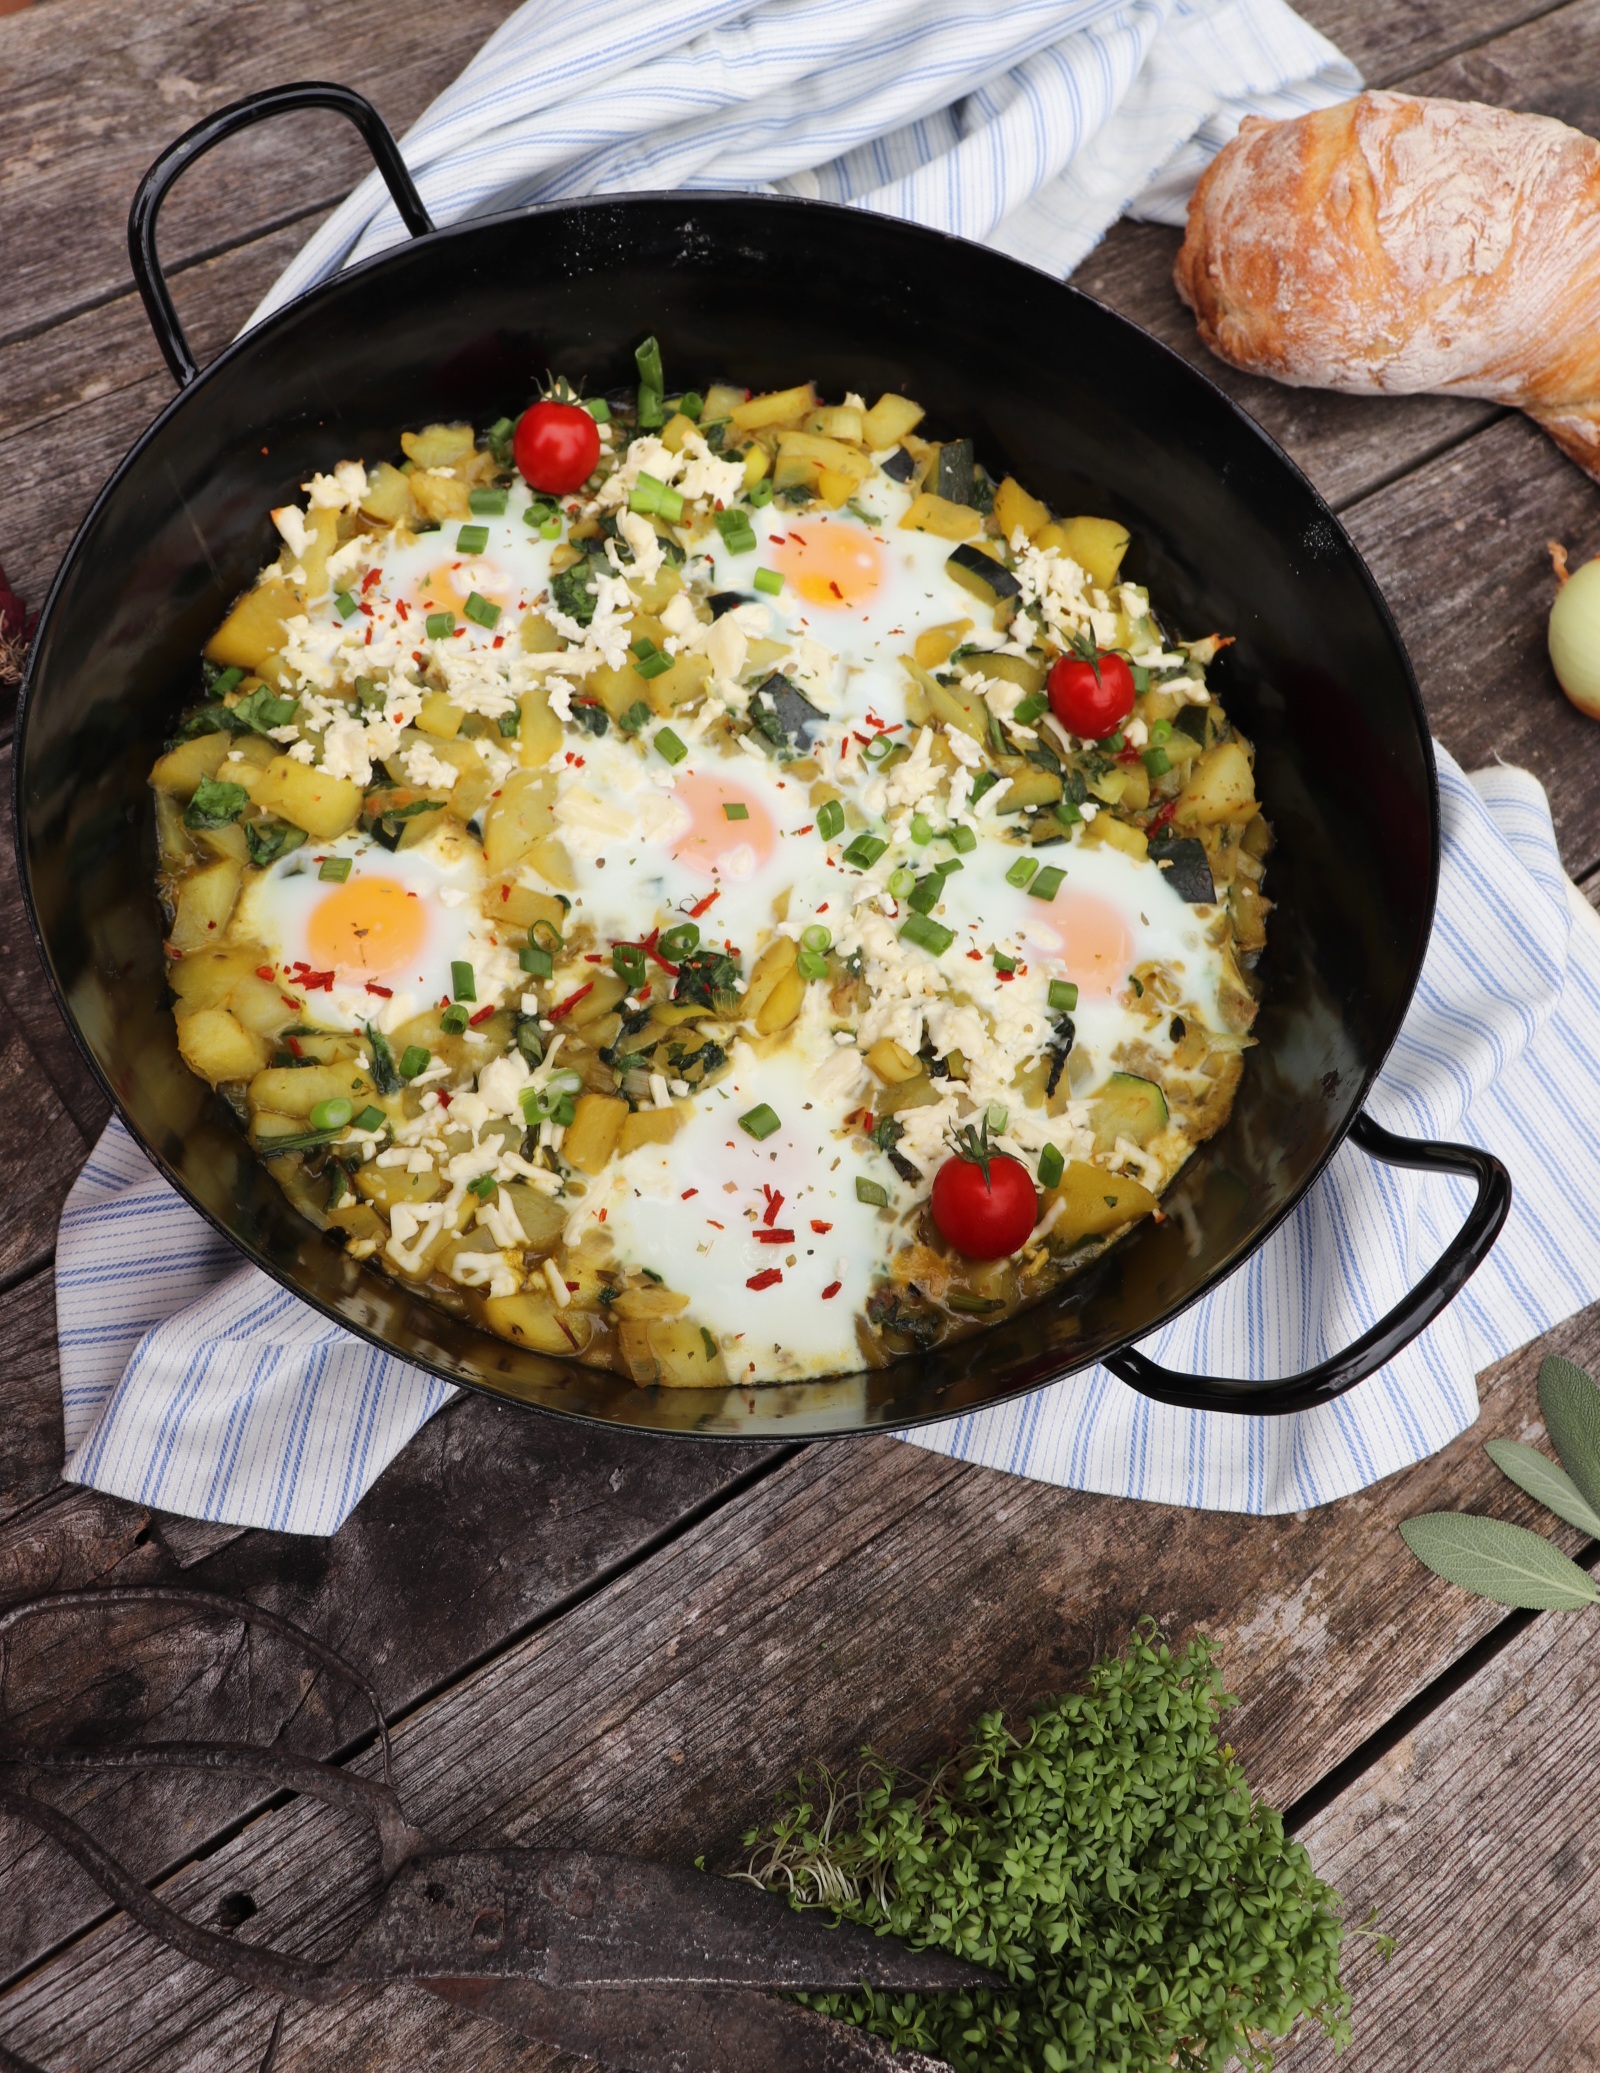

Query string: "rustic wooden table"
[3, 0, 1600, 2065]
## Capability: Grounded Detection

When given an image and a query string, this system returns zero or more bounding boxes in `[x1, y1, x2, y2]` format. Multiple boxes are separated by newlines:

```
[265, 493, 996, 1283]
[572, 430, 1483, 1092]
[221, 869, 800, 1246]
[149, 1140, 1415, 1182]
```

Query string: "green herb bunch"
[742, 1624, 1356, 2072]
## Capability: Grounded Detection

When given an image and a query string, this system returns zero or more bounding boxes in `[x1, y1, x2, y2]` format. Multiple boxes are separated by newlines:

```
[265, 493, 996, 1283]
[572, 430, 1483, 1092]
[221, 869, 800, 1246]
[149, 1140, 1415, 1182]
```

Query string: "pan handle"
[129, 81, 436, 387]
[1102, 1112, 1511, 1416]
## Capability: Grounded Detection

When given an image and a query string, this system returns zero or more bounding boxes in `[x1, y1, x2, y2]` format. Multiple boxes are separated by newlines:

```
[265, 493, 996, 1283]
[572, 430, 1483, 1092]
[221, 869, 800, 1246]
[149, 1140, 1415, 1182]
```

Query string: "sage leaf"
[1485, 1439, 1600, 1540]
[1538, 1355, 1600, 1519]
[1399, 1513, 1599, 1609]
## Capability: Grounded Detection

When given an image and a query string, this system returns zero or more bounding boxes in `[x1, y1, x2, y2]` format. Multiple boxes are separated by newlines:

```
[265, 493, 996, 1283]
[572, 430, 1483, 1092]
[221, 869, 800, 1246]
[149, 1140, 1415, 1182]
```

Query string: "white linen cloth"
[58, 753, 1600, 1528]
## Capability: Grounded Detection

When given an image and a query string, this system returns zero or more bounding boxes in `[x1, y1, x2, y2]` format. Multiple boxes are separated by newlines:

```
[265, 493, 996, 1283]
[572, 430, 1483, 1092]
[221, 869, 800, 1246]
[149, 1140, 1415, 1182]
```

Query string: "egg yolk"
[306, 876, 428, 975]
[769, 520, 884, 609]
[416, 559, 511, 613]
[671, 773, 777, 879]
[1045, 889, 1136, 999]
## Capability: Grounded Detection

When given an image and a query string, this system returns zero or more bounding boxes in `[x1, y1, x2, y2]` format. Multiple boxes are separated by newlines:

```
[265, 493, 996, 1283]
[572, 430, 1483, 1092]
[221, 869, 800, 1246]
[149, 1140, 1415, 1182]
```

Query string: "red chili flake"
[1147, 798, 1178, 836]
[395, 598, 410, 620]
[299, 970, 335, 992]
[565, 1280, 579, 1292]
[281, 995, 302, 1013]
[284, 1035, 304, 1058]
[997, 969, 1014, 983]
[597, 1208, 607, 1222]
[641, 928, 679, 976]
[365, 982, 393, 998]
[1116, 744, 1142, 765]
[795, 823, 814, 836]
[499, 885, 510, 902]
[761, 1185, 782, 1222]
[816, 903, 828, 914]
[754, 1228, 795, 1244]
[436, 1090, 451, 1108]
[839, 737, 850, 758]
[967, 949, 984, 961]
[681, 1188, 699, 1200]
[364, 628, 373, 644]
[584, 952, 604, 963]
[810, 1219, 833, 1234]
[412, 651, 426, 668]
[821, 1281, 842, 1300]
[469, 1005, 495, 1026]
[548, 982, 595, 1021]
[493, 635, 505, 649]
[688, 887, 720, 920]
[747, 1268, 783, 1291]
[558, 1316, 579, 1349]
[256, 965, 276, 981]
[829, 580, 843, 599]
[638, 983, 652, 1002]
[358, 601, 373, 617]
[706, 1219, 725, 1230]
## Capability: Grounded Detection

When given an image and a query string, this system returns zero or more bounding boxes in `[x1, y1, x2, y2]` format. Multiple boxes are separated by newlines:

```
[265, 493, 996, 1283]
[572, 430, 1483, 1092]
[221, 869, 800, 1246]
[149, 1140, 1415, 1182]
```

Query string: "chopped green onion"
[986, 1102, 1009, 1134]
[451, 960, 477, 1002]
[1142, 745, 1171, 777]
[967, 772, 1000, 807]
[909, 813, 933, 845]
[947, 1291, 1005, 1316]
[654, 727, 688, 766]
[1006, 855, 1039, 888]
[468, 1174, 497, 1200]
[860, 734, 892, 764]
[631, 472, 667, 516]
[855, 1177, 889, 1208]
[1130, 663, 1150, 693]
[498, 707, 521, 738]
[658, 922, 701, 962]
[816, 799, 845, 841]
[1038, 1143, 1065, 1189]
[539, 516, 562, 540]
[1150, 718, 1172, 743]
[797, 948, 828, 981]
[1029, 866, 1066, 901]
[612, 943, 647, 985]
[353, 1105, 388, 1133]
[634, 650, 673, 680]
[1049, 979, 1079, 1012]
[800, 924, 832, 953]
[908, 874, 944, 915]
[440, 1005, 469, 1035]
[334, 589, 358, 620]
[520, 943, 554, 979]
[399, 1045, 430, 1079]
[1054, 800, 1083, 827]
[887, 866, 916, 898]
[469, 487, 508, 516]
[900, 913, 955, 957]
[318, 856, 352, 883]
[631, 635, 658, 659]
[656, 483, 685, 523]
[530, 916, 564, 950]
[584, 397, 612, 423]
[635, 336, 665, 393]
[456, 524, 490, 555]
[739, 1103, 781, 1141]
[1106, 732, 1125, 753]
[309, 1096, 354, 1132]
[637, 386, 664, 430]
[464, 591, 501, 629]
[753, 567, 783, 595]
[747, 478, 774, 510]
[948, 824, 977, 854]
[842, 832, 888, 869]
[936, 855, 964, 874]
[208, 665, 245, 698]
[723, 801, 750, 820]
[715, 508, 758, 553]
[1013, 693, 1048, 725]
[993, 951, 1017, 973]
[425, 611, 455, 639]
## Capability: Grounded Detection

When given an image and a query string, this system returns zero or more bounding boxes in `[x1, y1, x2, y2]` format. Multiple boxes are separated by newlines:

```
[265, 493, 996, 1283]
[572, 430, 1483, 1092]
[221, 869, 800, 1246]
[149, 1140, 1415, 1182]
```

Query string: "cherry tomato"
[513, 400, 601, 496]
[930, 1149, 1037, 1260]
[1047, 649, 1136, 739]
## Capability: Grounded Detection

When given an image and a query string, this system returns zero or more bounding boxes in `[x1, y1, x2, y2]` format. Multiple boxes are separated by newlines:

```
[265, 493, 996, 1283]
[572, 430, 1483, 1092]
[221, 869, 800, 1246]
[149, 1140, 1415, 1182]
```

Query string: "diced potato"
[700, 382, 748, 423]
[647, 652, 713, 716]
[520, 610, 563, 654]
[742, 446, 769, 490]
[1117, 765, 1151, 813]
[294, 506, 340, 598]
[757, 968, 806, 1034]
[1085, 814, 1148, 861]
[515, 689, 564, 768]
[194, 821, 249, 865]
[401, 422, 476, 469]
[877, 1071, 941, 1116]
[728, 382, 817, 432]
[561, 973, 627, 1027]
[741, 935, 798, 1028]
[992, 476, 1051, 542]
[150, 731, 230, 797]
[661, 411, 698, 454]
[155, 791, 194, 869]
[1176, 740, 1257, 826]
[410, 472, 471, 522]
[619, 1105, 685, 1155]
[995, 766, 1062, 814]
[250, 755, 362, 840]
[913, 620, 973, 671]
[612, 1283, 691, 1320]
[903, 660, 986, 743]
[772, 454, 820, 493]
[652, 1316, 728, 1387]
[482, 770, 556, 873]
[1041, 516, 1130, 590]
[482, 1291, 593, 1355]
[1231, 879, 1269, 954]
[526, 834, 575, 891]
[563, 1092, 628, 1176]
[355, 1163, 443, 1210]
[360, 462, 418, 526]
[900, 493, 981, 541]
[861, 394, 925, 450]
[867, 1037, 923, 1084]
[169, 856, 242, 950]
[416, 691, 464, 739]
[1043, 1161, 1158, 1249]
[326, 1200, 386, 1247]
[972, 652, 1045, 696]
[205, 578, 302, 672]
[226, 972, 296, 1036]
[503, 1182, 568, 1249]
[804, 405, 865, 443]
[775, 429, 870, 483]
[176, 1004, 268, 1084]
[815, 469, 855, 509]
[248, 1061, 374, 1119]
[169, 945, 261, 1008]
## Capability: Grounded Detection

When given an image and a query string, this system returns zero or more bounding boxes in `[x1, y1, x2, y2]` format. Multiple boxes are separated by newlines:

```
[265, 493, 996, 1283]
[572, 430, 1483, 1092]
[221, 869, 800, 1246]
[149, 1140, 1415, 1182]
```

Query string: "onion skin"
[1549, 555, 1600, 718]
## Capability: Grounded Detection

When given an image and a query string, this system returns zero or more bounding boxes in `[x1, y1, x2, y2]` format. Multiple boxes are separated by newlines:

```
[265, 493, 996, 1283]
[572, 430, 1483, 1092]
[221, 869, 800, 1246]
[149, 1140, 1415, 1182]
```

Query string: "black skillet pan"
[13, 83, 1511, 1439]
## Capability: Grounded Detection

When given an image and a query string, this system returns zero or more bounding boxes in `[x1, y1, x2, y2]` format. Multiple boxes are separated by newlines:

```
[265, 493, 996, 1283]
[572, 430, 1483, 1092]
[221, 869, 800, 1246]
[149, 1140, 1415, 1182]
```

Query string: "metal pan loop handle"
[1104, 1112, 1512, 1417]
[128, 81, 435, 387]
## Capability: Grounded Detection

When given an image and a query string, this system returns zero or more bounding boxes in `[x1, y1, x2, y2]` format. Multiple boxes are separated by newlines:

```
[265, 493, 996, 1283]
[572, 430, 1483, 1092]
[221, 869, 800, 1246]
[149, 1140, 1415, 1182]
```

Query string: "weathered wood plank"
[2, 1311, 1593, 2067]
[1300, 0, 1583, 86]
[1406, 0, 1600, 122]
[0, 998, 86, 1287]
[1282, 1588, 1600, 2069]
[0, 1270, 65, 1526]
[1341, 412, 1600, 871]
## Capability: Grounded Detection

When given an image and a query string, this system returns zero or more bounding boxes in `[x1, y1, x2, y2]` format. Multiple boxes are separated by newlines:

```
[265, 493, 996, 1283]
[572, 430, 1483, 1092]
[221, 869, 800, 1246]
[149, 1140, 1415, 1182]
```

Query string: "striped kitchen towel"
[57, 750, 1600, 1529]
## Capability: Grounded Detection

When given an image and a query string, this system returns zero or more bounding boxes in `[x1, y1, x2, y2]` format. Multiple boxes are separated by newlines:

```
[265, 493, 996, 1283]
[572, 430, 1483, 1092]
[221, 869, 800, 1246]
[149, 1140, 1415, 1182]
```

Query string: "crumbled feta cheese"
[400, 742, 460, 790]
[272, 504, 313, 561]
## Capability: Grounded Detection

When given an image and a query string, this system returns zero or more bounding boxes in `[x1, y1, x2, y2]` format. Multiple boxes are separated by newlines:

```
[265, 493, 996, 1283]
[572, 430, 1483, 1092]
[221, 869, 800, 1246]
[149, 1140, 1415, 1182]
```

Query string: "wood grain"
[1300, 0, 1582, 85]
[2, 1314, 1594, 2067]
[1283, 1591, 1600, 2069]
[1406, 0, 1600, 128]
[0, 1000, 85, 1288]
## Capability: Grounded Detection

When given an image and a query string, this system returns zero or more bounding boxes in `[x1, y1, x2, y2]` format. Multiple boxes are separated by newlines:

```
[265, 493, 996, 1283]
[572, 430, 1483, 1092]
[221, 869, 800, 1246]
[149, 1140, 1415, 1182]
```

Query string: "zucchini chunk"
[881, 446, 916, 483]
[1089, 1071, 1169, 1154]
[945, 542, 1022, 609]
[1149, 833, 1216, 903]
[933, 437, 975, 507]
[749, 671, 824, 753]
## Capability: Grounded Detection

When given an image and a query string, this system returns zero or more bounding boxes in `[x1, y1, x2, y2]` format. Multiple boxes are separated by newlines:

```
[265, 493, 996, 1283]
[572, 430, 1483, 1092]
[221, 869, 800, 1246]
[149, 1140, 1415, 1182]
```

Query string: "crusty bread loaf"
[1174, 91, 1600, 482]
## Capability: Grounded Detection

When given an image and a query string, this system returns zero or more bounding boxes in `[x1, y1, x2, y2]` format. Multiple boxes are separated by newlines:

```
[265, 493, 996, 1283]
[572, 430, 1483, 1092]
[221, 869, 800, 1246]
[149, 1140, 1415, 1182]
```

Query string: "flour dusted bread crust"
[1174, 91, 1600, 482]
